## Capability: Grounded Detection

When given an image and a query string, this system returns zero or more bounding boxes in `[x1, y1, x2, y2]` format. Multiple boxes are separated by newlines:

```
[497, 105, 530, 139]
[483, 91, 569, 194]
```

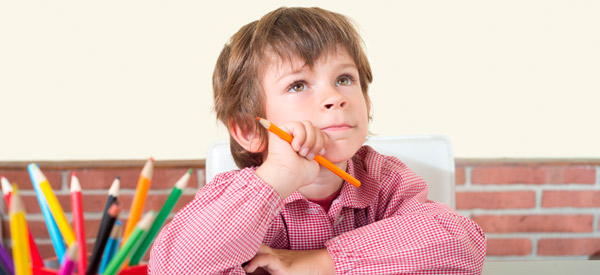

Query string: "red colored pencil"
[70, 173, 87, 275]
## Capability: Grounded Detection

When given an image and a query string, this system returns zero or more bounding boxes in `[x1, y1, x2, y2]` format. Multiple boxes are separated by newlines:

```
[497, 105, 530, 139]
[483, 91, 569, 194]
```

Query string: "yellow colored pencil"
[257, 117, 361, 188]
[30, 164, 76, 245]
[122, 158, 153, 245]
[10, 187, 32, 275]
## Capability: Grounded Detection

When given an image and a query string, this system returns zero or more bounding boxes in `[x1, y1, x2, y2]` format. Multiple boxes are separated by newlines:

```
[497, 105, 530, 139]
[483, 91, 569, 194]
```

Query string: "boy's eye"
[288, 82, 306, 93]
[336, 75, 353, 86]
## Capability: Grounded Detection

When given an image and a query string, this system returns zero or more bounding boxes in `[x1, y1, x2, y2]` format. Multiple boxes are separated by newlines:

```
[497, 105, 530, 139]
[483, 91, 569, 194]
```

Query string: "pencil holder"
[31, 258, 147, 275]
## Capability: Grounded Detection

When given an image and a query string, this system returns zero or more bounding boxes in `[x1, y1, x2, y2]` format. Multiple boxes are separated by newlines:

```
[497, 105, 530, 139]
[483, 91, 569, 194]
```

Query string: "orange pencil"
[257, 117, 361, 188]
[70, 173, 87, 275]
[122, 157, 154, 244]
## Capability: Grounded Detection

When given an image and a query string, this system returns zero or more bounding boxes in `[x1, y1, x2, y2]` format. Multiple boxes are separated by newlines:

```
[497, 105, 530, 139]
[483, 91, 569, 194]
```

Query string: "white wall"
[1, 0, 599, 161]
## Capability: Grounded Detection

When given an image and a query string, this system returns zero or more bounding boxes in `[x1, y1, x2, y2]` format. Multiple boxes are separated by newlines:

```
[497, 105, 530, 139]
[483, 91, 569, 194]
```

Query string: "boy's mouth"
[321, 124, 352, 131]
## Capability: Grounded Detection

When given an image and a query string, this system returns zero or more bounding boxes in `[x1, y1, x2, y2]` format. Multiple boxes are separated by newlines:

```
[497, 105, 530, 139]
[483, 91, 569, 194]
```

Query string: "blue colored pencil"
[27, 163, 66, 262]
[99, 221, 121, 273]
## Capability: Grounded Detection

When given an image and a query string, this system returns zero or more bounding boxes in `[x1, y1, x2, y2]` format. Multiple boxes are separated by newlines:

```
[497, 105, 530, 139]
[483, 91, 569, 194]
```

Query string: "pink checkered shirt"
[149, 146, 486, 274]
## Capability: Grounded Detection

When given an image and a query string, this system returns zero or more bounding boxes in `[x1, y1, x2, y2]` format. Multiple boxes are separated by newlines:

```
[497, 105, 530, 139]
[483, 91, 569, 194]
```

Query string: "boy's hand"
[255, 120, 330, 198]
[244, 244, 335, 275]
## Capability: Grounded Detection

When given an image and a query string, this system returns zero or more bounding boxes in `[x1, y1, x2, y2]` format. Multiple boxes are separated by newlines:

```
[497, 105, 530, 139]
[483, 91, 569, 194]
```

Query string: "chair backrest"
[205, 135, 455, 208]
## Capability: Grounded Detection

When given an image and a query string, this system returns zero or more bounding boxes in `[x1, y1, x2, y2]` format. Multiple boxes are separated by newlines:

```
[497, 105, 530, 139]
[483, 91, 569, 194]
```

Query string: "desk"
[482, 260, 600, 275]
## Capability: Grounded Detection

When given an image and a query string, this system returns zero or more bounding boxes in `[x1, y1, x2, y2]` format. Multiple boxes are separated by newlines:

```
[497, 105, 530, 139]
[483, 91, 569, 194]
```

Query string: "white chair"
[205, 135, 455, 208]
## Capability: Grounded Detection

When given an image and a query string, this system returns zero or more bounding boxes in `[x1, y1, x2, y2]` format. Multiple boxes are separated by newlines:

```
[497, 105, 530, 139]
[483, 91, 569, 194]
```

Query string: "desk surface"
[482, 260, 600, 275]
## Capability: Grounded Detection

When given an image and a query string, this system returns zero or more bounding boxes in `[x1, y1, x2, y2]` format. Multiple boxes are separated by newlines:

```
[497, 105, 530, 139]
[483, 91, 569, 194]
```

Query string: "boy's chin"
[323, 141, 362, 164]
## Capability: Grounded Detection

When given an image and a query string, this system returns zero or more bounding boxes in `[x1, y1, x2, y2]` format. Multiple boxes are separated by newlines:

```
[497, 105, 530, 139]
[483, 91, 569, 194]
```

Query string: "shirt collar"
[282, 146, 380, 209]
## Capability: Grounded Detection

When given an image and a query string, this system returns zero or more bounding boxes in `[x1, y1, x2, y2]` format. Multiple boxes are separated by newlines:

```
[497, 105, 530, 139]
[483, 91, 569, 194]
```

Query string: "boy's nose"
[322, 87, 347, 110]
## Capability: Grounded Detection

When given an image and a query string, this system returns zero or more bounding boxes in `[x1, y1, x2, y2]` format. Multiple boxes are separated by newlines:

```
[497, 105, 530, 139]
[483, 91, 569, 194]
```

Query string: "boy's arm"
[325, 165, 487, 274]
[148, 168, 285, 274]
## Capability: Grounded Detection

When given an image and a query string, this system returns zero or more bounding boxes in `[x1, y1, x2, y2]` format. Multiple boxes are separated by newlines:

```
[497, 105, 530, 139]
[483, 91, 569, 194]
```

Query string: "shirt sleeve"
[325, 159, 487, 274]
[148, 168, 285, 275]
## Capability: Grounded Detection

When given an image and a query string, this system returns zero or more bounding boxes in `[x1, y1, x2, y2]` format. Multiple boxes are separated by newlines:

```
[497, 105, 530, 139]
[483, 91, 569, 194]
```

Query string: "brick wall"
[1, 159, 600, 262]
[456, 160, 600, 260]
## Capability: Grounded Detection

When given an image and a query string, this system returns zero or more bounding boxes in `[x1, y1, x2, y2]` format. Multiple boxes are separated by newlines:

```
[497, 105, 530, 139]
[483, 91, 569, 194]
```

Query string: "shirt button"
[333, 215, 344, 226]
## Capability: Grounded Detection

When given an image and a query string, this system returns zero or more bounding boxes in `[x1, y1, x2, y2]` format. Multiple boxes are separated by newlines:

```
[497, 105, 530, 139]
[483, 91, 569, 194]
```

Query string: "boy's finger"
[256, 244, 272, 254]
[283, 122, 306, 151]
[308, 126, 324, 160]
[244, 253, 278, 273]
[300, 120, 316, 157]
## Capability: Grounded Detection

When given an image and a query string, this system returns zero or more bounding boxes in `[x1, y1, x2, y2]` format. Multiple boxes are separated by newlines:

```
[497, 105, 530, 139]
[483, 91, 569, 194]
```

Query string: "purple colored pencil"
[0, 243, 14, 275]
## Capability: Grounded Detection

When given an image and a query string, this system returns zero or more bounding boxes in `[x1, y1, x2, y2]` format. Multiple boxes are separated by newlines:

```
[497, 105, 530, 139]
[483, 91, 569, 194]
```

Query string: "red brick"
[455, 166, 466, 185]
[538, 238, 600, 256]
[471, 165, 595, 185]
[471, 215, 593, 233]
[72, 168, 142, 189]
[542, 190, 600, 208]
[36, 243, 58, 260]
[73, 168, 199, 190]
[456, 191, 536, 209]
[0, 168, 62, 190]
[486, 238, 532, 256]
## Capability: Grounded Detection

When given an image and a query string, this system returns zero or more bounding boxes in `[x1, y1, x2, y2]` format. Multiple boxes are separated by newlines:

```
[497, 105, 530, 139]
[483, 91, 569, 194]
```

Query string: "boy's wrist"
[255, 162, 299, 198]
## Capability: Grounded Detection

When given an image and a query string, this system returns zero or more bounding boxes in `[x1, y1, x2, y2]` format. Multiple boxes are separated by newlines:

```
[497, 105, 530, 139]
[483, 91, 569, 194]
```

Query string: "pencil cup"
[33, 257, 147, 275]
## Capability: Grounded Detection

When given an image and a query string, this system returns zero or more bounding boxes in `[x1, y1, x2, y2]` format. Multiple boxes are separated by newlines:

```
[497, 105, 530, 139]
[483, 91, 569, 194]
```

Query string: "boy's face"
[261, 47, 369, 164]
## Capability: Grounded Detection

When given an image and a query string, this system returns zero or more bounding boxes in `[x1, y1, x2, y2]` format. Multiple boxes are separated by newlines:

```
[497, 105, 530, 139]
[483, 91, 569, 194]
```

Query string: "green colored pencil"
[102, 211, 155, 275]
[129, 169, 192, 265]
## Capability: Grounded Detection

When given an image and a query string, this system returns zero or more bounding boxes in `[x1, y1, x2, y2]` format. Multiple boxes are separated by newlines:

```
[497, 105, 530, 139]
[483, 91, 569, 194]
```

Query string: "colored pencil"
[0, 177, 15, 275]
[58, 243, 78, 275]
[93, 177, 120, 245]
[256, 117, 361, 188]
[0, 243, 14, 275]
[9, 188, 32, 275]
[129, 169, 192, 265]
[99, 221, 121, 273]
[110, 227, 123, 261]
[103, 212, 155, 275]
[1, 177, 44, 268]
[29, 164, 76, 245]
[27, 164, 66, 263]
[1, 176, 12, 206]
[86, 202, 120, 275]
[87, 177, 119, 274]
[122, 158, 153, 245]
[70, 173, 87, 275]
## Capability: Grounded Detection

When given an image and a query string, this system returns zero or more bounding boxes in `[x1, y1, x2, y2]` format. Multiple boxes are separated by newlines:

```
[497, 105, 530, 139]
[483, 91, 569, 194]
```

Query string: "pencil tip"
[67, 243, 79, 260]
[138, 211, 156, 230]
[175, 169, 192, 189]
[1, 177, 12, 194]
[70, 175, 81, 192]
[109, 177, 120, 197]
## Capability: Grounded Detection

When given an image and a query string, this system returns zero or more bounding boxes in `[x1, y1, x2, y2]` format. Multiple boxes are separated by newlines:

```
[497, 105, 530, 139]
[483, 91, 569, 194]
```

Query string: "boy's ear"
[228, 120, 265, 153]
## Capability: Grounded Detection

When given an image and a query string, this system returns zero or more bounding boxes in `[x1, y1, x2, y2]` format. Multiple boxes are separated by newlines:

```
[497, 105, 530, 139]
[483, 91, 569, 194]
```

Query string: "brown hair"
[213, 7, 373, 168]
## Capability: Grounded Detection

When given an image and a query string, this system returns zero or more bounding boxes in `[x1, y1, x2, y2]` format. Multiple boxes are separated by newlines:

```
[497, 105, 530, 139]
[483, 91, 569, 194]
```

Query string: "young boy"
[150, 7, 486, 274]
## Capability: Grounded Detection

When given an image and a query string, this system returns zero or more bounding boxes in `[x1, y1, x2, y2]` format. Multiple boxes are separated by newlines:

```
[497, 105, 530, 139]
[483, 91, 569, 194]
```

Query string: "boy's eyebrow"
[276, 62, 358, 82]
[338, 63, 358, 70]
[276, 64, 308, 82]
